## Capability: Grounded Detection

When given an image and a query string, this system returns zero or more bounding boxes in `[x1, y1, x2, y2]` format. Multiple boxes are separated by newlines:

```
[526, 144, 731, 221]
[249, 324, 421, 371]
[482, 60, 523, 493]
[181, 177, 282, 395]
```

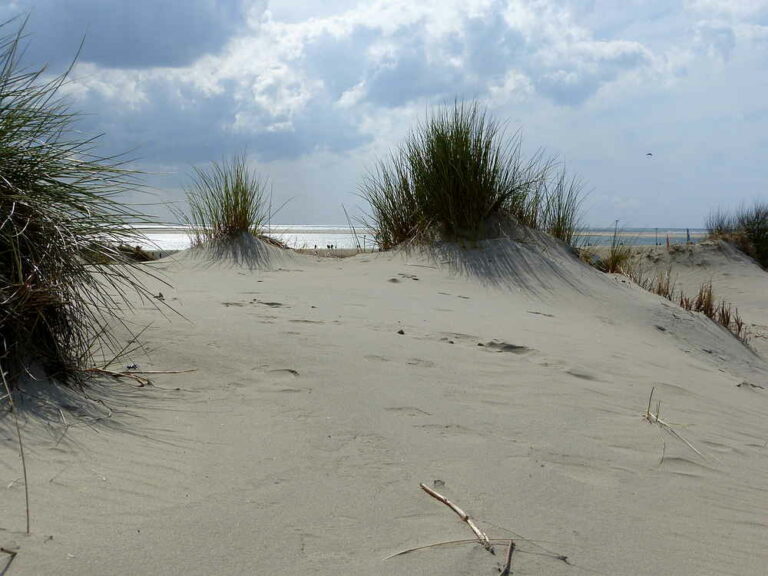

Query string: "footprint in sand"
[407, 358, 435, 368]
[479, 340, 532, 354]
[385, 406, 432, 416]
[565, 368, 600, 381]
[268, 368, 300, 376]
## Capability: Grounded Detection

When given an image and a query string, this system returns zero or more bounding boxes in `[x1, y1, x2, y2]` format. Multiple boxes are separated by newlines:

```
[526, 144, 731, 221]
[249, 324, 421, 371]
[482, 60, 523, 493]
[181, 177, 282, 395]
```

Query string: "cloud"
[3, 0, 261, 69]
[694, 21, 737, 60]
[531, 39, 651, 105]
[6, 0, 768, 226]
[685, 0, 768, 19]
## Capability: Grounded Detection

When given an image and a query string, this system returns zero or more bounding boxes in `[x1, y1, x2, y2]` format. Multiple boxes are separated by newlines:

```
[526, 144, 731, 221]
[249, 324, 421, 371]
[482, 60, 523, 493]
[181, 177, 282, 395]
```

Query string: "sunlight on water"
[134, 225, 707, 252]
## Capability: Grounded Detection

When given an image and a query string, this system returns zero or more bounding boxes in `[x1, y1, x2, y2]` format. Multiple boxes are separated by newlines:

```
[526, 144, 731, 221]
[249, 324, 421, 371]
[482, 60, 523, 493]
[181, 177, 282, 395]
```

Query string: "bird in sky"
[646, 152, 653, 157]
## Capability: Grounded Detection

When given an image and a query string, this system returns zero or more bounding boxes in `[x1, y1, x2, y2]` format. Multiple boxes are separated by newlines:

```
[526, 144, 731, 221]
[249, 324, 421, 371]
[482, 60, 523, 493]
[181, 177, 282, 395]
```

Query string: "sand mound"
[154, 232, 301, 271]
[413, 228, 593, 295]
[2, 233, 768, 576]
[636, 240, 768, 357]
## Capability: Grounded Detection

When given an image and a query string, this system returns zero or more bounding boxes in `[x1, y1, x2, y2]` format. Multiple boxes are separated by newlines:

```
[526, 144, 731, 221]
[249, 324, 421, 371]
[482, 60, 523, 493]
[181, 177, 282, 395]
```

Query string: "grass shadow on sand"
[1, 375, 181, 450]
[174, 233, 291, 271]
[419, 228, 589, 296]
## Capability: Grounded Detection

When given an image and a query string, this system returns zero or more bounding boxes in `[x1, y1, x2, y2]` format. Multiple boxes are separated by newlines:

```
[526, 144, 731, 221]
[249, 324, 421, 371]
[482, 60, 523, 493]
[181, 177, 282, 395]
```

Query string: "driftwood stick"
[500, 539, 516, 576]
[419, 483, 493, 552]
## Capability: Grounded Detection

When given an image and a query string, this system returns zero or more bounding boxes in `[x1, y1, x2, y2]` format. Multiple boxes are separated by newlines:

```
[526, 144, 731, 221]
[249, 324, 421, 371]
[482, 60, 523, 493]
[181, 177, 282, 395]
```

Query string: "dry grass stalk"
[386, 538, 511, 560]
[630, 269, 749, 343]
[643, 387, 707, 461]
[500, 539, 516, 576]
[82, 367, 196, 387]
[419, 483, 493, 552]
[0, 365, 30, 534]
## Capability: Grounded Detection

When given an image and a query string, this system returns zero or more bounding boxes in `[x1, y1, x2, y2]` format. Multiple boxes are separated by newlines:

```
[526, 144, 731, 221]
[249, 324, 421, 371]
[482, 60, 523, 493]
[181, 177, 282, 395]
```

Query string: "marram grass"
[706, 202, 768, 269]
[0, 20, 159, 387]
[179, 153, 268, 246]
[361, 101, 584, 249]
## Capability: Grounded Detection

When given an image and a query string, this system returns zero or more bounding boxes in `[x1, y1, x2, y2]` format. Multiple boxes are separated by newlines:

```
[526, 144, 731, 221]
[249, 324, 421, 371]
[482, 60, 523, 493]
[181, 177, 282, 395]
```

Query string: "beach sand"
[1, 235, 767, 575]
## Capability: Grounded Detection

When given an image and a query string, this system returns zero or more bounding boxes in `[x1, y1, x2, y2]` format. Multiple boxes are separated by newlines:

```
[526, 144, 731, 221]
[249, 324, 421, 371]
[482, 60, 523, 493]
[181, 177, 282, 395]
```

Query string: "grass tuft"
[706, 202, 768, 269]
[361, 101, 583, 249]
[178, 152, 269, 246]
[631, 270, 749, 342]
[0, 19, 158, 388]
[593, 222, 634, 273]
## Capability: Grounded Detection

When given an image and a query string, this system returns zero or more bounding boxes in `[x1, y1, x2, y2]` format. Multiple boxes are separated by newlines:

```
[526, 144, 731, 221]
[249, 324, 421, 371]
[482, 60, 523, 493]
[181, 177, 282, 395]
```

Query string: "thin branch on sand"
[644, 387, 707, 461]
[1, 366, 30, 534]
[419, 483, 493, 553]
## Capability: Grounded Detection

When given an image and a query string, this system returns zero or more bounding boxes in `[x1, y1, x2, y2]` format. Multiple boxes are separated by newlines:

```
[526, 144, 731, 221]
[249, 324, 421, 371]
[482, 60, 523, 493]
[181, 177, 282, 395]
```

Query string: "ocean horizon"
[134, 224, 708, 252]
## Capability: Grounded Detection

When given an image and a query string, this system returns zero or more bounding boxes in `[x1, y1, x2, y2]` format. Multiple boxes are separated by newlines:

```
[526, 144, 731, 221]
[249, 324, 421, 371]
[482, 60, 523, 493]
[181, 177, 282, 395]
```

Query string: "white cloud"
[7, 0, 768, 226]
[685, 0, 768, 18]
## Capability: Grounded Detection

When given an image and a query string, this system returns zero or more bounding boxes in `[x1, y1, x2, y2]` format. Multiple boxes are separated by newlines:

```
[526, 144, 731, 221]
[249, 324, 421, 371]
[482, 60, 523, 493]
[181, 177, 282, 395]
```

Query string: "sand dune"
[2, 236, 767, 575]
[635, 240, 768, 358]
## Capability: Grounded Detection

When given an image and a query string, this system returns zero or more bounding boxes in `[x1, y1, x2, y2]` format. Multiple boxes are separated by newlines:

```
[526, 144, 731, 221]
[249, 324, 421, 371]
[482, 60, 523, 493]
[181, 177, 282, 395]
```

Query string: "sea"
[134, 224, 708, 253]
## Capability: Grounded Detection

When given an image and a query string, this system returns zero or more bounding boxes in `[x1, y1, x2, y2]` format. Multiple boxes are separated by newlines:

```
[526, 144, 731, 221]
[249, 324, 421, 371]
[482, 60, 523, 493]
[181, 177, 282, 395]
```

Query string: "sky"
[2, 0, 768, 227]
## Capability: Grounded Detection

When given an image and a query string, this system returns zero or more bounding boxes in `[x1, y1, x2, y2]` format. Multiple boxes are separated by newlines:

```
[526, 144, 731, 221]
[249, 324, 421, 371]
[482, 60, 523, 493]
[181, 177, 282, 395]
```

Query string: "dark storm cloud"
[70, 76, 365, 165]
[3, 0, 256, 69]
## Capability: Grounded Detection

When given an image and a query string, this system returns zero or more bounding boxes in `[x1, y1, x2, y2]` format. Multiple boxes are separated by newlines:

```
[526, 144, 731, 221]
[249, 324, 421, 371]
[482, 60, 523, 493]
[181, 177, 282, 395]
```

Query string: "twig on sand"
[644, 387, 707, 461]
[386, 536, 571, 565]
[1, 366, 30, 534]
[82, 367, 196, 387]
[386, 484, 575, 570]
[419, 483, 494, 553]
[385, 538, 508, 560]
[1, 545, 18, 575]
[500, 539, 516, 576]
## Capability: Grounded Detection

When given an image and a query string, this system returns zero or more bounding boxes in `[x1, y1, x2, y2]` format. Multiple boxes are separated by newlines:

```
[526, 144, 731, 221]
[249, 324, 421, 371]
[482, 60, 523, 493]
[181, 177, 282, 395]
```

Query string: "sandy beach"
[2, 236, 767, 576]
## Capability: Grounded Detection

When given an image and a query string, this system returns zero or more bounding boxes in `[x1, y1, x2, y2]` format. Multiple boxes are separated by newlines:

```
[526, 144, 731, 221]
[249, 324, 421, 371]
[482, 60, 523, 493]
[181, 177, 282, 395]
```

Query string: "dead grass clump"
[633, 271, 749, 342]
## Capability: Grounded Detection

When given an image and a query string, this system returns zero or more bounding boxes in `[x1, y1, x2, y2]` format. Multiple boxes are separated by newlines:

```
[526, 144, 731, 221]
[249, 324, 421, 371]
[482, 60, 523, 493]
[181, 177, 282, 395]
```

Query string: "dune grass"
[706, 202, 768, 269]
[361, 101, 584, 249]
[179, 153, 269, 246]
[586, 222, 634, 273]
[0, 20, 159, 388]
[631, 270, 749, 342]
